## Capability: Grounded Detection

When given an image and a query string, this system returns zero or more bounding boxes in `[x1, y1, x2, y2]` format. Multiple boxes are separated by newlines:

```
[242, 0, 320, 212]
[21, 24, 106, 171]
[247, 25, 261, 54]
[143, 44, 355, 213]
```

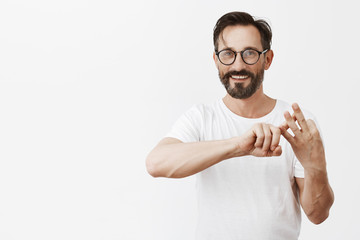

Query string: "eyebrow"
[218, 46, 261, 52]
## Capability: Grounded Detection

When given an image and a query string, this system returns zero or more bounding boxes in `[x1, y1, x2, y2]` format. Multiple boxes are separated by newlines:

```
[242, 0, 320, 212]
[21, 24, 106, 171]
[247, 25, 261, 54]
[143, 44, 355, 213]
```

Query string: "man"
[146, 11, 334, 240]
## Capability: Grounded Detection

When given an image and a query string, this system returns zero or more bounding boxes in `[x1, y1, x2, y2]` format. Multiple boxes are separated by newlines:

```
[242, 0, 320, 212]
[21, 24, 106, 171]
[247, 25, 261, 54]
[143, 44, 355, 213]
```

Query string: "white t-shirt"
[165, 99, 318, 240]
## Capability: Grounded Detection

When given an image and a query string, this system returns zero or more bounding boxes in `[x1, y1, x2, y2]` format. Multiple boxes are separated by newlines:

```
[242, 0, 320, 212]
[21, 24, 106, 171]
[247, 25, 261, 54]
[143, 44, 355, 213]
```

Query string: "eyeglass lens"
[218, 49, 260, 65]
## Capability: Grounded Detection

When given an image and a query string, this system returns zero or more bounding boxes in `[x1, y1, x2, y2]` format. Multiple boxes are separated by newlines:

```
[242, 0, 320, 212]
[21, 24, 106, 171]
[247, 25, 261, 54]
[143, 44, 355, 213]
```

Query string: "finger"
[265, 145, 282, 157]
[270, 125, 281, 151]
[272, 145, 282, 156]
[262, 124, 272, 151]
[307, 119, 321, 137]
[280, 126, 295, 145]
[280, 113, 297, 130]
[292, 103, 309, 132]
[279, 121, 289, 130]
[284, 111, 301, 136]
[253, 124, 265, 148]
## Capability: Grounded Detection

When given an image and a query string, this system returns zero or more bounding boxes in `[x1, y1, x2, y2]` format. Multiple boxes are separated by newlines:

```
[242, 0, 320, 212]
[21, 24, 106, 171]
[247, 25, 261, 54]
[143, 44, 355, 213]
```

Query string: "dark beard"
[219, 69, 264, 99]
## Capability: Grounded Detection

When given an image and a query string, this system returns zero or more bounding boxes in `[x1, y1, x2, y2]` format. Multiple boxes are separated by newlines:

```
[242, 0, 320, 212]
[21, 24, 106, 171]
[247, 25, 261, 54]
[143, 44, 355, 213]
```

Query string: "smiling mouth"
[231, 75, 249, 80]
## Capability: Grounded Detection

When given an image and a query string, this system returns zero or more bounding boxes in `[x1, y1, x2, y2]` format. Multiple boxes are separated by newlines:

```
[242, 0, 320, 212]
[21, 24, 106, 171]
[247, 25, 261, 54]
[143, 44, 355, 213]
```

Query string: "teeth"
[232, 75, 248, 79]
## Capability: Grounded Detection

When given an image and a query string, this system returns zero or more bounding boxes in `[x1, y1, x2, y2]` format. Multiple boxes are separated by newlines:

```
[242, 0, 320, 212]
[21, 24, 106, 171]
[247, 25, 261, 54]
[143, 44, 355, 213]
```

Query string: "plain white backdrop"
[0, 0, 359, 239]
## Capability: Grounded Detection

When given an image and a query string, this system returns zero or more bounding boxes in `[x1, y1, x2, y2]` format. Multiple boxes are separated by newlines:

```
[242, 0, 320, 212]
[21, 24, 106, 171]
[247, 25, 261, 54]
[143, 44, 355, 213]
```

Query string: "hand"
[235, 123, 282, 157]
[280, 103, 326, 171]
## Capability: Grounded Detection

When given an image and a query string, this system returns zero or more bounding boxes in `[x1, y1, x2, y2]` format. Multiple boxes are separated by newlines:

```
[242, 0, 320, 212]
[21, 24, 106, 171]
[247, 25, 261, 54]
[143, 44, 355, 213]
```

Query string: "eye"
[220, 50, 234, 57]
[243, 49, 257, 58]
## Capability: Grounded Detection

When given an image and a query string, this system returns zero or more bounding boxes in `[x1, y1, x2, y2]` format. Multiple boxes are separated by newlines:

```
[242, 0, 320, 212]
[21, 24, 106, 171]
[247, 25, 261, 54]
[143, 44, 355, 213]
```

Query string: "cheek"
[218, 67, 228, 78]
[249, 64, 262, 73]
[218, 64, 230, 73]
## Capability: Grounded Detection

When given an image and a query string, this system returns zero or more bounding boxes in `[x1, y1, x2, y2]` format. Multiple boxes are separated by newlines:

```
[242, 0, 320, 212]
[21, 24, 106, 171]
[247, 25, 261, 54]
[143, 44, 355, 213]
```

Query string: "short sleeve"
[164, 105, 203, 143]
[293, 109, 324, 178]
[294, 159, 305, 178]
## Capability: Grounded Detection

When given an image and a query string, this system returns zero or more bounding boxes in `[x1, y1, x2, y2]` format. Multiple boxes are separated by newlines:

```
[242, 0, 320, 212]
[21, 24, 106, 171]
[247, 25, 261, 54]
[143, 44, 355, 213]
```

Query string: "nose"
[231, 52, 247, 70]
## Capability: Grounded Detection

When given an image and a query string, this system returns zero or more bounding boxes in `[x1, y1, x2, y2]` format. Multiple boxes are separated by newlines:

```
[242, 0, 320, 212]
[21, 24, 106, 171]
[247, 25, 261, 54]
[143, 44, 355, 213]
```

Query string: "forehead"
[218, 25, 262, 50]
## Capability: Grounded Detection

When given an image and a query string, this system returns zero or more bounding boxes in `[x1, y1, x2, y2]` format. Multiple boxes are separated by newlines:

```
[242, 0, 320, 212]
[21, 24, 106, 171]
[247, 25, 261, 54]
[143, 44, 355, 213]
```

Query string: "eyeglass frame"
[215, 48, 269, 66]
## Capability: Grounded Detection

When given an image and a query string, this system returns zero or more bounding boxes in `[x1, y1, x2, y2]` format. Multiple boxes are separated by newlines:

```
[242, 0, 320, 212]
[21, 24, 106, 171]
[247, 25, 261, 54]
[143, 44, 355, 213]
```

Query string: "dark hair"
[213, 11, 272, 52]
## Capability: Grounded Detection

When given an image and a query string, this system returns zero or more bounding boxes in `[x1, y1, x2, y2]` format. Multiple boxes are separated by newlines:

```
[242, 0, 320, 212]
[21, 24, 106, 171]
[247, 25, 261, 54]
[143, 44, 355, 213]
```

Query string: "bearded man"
[146, 11, 334, 240]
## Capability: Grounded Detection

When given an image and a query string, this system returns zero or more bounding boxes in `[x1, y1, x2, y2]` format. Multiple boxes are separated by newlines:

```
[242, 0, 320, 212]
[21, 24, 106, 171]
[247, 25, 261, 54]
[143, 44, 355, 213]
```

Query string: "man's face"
[214, 25, 271, 99]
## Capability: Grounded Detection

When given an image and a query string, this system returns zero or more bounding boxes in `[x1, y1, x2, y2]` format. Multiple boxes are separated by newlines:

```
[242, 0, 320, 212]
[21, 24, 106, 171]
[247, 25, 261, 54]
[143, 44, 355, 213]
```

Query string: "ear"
[213, 52, 219, 69]
[264, 49, 274, 70]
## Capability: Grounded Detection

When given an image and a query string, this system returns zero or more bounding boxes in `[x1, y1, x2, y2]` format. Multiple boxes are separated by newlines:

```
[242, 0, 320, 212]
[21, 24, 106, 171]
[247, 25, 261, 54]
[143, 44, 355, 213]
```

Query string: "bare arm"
[280, 103, 334, 224]
[146, 137, 239, 178]
[146, 123, 283, 178]
[296, 174, 334, 224]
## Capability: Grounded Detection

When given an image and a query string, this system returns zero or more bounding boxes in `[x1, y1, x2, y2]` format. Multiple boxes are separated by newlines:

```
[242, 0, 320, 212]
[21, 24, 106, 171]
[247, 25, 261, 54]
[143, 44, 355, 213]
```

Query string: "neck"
[222, 85, 276, 118]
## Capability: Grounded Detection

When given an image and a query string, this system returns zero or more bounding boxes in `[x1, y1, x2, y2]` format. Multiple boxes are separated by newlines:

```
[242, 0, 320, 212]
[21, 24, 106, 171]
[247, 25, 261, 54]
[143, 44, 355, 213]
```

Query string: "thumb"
[270, 145, 282, 156]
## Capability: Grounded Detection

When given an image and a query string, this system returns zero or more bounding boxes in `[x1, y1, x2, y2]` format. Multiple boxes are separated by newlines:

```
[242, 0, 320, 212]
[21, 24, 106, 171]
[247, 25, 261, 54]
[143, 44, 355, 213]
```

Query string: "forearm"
[300, 168, 334, 224]
[146, 138, 239, 178]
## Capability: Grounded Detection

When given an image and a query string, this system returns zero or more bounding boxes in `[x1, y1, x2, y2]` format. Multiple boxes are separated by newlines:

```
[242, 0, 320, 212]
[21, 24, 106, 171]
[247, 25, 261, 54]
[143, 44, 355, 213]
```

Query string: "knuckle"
[273, 127, 281, 135]
[311, 128, 320, 136]
[304, 132, 312, 139]
[308, 119, 315, 124]
[263, 123, 270, 129]
[253, 123, 262, 130]
[308, 126, 316, 133]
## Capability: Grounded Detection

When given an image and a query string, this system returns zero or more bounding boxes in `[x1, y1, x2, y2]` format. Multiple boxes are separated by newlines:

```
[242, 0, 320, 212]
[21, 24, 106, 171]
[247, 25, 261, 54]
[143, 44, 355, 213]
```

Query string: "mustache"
[223, 70, 255, 80]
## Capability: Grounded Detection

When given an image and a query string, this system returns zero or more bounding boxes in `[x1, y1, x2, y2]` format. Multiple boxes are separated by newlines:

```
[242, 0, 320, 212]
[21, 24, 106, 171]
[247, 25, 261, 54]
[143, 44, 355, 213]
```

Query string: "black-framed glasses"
[215, 48, 268, 65]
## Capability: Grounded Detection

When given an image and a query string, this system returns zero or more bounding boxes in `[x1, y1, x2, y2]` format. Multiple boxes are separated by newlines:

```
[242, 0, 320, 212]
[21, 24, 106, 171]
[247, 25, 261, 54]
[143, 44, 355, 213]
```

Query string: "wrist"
[304, 168, 330, 190]
[304, 164, 328, 178]
[227, 136, 247, 158]
[301, 153, 327, 174]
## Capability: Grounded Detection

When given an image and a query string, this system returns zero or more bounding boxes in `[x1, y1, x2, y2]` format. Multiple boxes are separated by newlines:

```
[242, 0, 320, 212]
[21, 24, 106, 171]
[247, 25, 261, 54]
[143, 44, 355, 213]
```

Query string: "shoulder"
[166, 100, 221, 142]
[184, 99, 222, 118]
